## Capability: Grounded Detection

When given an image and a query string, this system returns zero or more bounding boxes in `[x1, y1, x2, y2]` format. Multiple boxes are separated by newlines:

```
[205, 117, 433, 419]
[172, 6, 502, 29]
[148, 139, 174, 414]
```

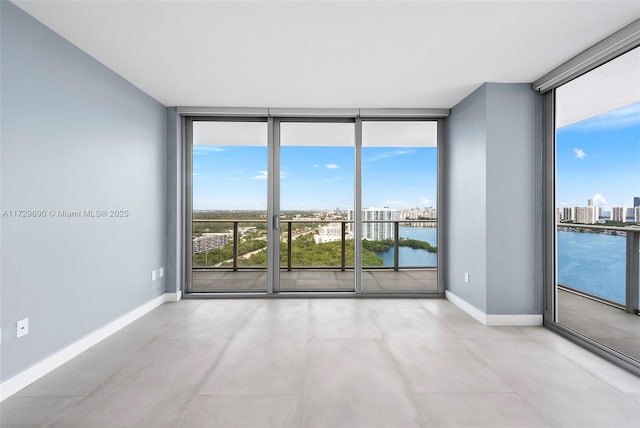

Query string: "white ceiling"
[13, 0, 640, 108]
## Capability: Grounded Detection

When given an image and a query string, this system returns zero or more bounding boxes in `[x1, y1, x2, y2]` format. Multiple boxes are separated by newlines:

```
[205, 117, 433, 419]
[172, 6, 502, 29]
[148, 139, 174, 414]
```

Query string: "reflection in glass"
[555, 47, 640, 361]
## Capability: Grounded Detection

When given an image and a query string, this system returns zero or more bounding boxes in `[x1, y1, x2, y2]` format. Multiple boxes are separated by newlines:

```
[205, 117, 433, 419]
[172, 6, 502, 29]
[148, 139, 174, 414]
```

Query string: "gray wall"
[445, 85, 488, 312]
[0, 2, 166, 382]
[446, 83, 541, 315]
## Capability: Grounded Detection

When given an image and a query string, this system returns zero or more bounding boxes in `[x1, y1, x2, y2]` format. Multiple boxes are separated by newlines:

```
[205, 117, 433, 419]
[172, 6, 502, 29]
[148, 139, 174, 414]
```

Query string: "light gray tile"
[0, 396, 81, 428]
[464, 338, 640, 427]
[106, 339, 228, 389]
[371, 309, 450, 338]
[364, 299, 428, 311]
[198, 337, 307, 394]
[414, 392, 552, 428]
[233, 300, 309, 339]
[385, 337, 511, 393]
[175, 394, 303, 428]
[17, 343, 142, 397]
[162, 301, 254, 340]
[304, 339, 423, 428]
[47, 385, 187, 428]
[297, 271, 336, 280]
[521, 326, 640, 393]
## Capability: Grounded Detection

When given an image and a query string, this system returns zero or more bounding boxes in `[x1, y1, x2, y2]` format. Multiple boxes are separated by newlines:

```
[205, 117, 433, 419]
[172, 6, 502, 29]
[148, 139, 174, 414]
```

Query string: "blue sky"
[556, 101, 640, 208]
[193, 145, 437, 211]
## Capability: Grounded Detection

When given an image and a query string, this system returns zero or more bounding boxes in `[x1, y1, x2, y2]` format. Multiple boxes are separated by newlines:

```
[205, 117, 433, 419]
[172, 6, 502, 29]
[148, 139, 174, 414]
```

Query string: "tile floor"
[557, 289, 640, 361]
[192, 269, 438, 292]
[2, 298, 639, 428]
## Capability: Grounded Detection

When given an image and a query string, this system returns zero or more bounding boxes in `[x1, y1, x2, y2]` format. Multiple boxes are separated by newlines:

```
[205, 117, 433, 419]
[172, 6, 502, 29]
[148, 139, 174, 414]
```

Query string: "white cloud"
[573, 148, 586, 159]
[252, 170, 268, 180]
[325, 163, 339, 169]
[366, 149, 415, 162]
[252, 170, 286, 180]
[592, 194, 608, 206]
[419, 197, 433, 207]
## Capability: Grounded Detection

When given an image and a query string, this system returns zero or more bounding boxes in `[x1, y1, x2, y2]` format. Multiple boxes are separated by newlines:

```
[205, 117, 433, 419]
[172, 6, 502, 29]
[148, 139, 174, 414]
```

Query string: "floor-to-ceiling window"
[186, 112, 443, 295]
[360, 120, 438, 291]
[550, 46, 640, 365]
[190, 119, 269, 292]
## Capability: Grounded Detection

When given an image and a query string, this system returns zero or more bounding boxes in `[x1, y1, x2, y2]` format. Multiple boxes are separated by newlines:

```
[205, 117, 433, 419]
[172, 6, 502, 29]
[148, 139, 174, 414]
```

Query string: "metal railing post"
[393, 221, 400, 272]
[287, 221, 292, 272]
[625, 230, 639, 314]
[341, 221, 346, 271]
[232, 221, 239, 271]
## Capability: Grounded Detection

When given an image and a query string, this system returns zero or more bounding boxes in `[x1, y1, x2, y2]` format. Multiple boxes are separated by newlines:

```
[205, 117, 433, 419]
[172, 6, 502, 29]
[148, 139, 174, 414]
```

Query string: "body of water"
[374, 228, 628, 305]
[557, 230, 626, 304]
[377, 226, 437, 268]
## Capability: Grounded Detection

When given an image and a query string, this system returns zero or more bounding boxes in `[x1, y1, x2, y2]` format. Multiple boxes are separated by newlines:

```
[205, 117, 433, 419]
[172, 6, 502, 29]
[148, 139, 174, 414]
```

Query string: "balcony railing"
[557, 223, 640, 314]
[192, 219, 437, 272]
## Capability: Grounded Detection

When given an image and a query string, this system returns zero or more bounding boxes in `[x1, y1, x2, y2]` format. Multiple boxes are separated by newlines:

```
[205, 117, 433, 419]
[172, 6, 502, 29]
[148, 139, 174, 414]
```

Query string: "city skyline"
[556, 101, 640, 208]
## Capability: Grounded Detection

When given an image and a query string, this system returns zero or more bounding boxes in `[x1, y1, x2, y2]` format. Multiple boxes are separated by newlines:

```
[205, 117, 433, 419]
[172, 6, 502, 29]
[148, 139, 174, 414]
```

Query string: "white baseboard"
[0, 293, 172, 401]
[165, 290, 182, 302]
[485, 313, 543, 326]
[445, 290, 542, 326]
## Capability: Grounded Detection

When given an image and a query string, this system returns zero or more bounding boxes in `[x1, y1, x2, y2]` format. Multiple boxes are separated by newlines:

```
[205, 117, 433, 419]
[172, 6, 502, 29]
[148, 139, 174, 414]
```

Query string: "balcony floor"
[192, 269, 438, 292]
[557, 289, 640, 361]
[3, 298, 640, 428]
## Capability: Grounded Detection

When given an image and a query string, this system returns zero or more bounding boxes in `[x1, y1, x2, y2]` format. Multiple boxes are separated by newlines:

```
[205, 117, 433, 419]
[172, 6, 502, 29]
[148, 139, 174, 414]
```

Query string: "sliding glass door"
[277, 120, 355, 291]
[552, 47, 640, 363]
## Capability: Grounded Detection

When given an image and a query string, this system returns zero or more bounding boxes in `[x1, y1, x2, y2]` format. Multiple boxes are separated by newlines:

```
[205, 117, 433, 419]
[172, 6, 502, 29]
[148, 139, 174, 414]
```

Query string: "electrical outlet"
[464, 272, 469, 283]
[17, 318, 29, 338]
[159, 267, 164, 277]
[152, 270, 157, 281]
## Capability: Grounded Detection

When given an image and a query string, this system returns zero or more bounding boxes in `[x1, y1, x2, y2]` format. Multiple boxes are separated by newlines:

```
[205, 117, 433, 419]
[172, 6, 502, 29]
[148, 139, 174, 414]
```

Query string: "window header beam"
[532, 19, 640, 93]
[176, 107, 450, 118]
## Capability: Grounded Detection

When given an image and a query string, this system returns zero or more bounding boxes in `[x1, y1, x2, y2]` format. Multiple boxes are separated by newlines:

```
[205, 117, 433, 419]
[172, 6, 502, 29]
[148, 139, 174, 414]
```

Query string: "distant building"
[575, 206, 597, 224]
[349, 207, 400, 240]
[625, 207, 635, 221]
[193, 232, 230, 253]
[635, 207, 640, 223]
[314, 223, 353, 244]
[634, 197, 640, 208]
[611, 206, 625, 222]
[560, 207, 574, 222]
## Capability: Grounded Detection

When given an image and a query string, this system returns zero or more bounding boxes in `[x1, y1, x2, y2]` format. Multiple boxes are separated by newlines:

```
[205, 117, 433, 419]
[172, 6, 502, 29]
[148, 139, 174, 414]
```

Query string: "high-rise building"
[349, 207, 400, 241]
[575, 206, 597, 224]
[611, 206, 625, 222]
[587, 199, 594, 207]
[635, 207, 640, 223]
[560, 207, 574, 222]
[634, 197, 640, 208]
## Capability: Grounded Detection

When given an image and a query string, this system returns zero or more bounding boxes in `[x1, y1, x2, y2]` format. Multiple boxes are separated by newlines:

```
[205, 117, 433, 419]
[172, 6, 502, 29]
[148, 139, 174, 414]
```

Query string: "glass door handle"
[273, 214, 280, 230]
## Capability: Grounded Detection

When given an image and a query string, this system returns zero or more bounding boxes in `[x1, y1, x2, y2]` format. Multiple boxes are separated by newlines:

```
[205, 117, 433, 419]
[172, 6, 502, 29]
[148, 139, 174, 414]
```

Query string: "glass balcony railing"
[192, 219, 437, 272]
[556, 223, 639, 314]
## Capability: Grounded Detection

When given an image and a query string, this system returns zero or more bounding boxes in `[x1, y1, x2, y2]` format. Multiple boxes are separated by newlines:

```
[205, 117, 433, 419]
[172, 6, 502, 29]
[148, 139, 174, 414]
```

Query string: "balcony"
[191, 219, 438, 292]
[556, 223, 640, 361]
